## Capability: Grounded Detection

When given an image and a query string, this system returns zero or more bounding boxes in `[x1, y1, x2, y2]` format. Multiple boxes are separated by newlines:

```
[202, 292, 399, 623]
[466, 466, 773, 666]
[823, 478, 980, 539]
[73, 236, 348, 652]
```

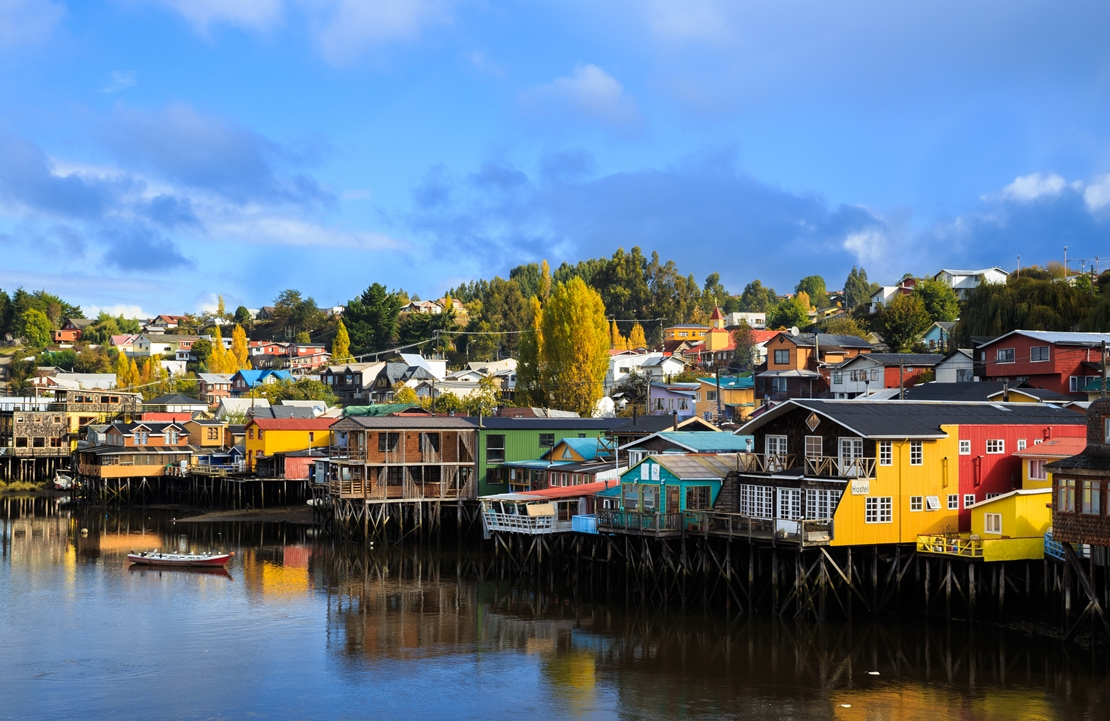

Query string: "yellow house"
[245, 417, 334, 472]
[962, 489, 1052, 561]
[663, 324, 708, 343]
[1013, 436, 1085, 491]
[831, 432, 961, 547]
[695, 375, 755, 422]
[184, 419, 228, 448]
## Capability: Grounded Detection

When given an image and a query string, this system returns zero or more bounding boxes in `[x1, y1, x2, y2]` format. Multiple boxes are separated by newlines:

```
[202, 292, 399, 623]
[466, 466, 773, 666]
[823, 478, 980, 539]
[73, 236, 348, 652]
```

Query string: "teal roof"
[234, 369, 292, 387]
[656, 431, 753, 452]
[554, 436, 612, 461]
[503, 460, 573, 469]
[696, 375, 754, 390]
[343, 403, 420, 417]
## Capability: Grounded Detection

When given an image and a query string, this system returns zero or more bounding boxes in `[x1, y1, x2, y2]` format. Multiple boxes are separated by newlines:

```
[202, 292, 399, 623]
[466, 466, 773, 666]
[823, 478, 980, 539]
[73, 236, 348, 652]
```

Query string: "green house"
[472, 417, 625, 496]
[601, 454, 735, 535]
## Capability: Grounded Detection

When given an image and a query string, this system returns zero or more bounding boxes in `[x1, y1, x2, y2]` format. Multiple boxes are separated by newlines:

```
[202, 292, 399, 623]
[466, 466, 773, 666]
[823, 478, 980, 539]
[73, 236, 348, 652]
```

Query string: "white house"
[724, 312, 766, 330]
[935, 349, 977, 383]
[933, 268, 1009, 299]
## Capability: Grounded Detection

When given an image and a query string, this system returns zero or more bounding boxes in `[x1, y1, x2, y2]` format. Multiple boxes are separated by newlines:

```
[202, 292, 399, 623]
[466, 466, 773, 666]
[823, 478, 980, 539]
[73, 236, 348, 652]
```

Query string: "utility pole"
[1064, 245, 1069, 278]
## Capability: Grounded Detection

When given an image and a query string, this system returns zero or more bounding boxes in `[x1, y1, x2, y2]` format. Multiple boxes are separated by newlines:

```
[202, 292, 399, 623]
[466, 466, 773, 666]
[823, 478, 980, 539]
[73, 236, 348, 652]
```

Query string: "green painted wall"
[476, 427, 607, 496]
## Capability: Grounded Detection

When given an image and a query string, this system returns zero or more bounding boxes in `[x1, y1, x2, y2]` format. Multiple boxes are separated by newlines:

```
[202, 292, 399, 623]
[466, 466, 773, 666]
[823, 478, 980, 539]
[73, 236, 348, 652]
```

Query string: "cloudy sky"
[1, 0, 1109, 318]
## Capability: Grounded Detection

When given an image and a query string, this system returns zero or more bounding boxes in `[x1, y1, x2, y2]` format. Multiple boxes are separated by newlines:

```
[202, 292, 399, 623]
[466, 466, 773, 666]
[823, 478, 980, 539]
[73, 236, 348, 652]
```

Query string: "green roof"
[343, 403, 420, 417]
[656, 431, 753, 452]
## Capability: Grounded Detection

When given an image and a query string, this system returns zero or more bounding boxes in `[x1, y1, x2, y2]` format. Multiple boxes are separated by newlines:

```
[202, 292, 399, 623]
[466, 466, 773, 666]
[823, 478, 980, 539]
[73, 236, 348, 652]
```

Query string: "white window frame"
[1017, 439, 1026, 451]
[947, 494, 959, 510]
[804, 435, 823, 459]
[1029, 459, 1047, 481]
[964, 493, 976, 508]
[777, 488, 802, 520]
[1030, 346, 1050, 362]
[995, 348, 1015, 364]
[865, 497, 893, 524]
[959, 439, 971, 455]
[986, 439, 1004, 454]
[910, 495, 923, 512]
[879, 440, 892, 466]
[910, 440, 923, 466]
[984, 513, 1002, 534]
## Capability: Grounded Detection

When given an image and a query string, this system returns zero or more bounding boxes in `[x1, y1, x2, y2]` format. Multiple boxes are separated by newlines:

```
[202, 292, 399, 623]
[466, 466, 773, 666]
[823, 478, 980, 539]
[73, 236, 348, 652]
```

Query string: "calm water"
[2, 496, 1107, 721]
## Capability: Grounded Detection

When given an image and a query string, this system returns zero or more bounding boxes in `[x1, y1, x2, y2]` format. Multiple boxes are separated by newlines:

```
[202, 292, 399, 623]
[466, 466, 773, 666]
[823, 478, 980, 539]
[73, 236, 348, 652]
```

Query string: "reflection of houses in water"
[1, 499, 72, 567]
[237, 545, 314, 601]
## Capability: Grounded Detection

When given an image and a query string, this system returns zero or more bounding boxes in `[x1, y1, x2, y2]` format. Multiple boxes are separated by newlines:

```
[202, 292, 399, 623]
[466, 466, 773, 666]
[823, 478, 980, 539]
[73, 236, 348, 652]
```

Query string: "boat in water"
[127, 551, 234, 568]
[54, 473, 73, 490]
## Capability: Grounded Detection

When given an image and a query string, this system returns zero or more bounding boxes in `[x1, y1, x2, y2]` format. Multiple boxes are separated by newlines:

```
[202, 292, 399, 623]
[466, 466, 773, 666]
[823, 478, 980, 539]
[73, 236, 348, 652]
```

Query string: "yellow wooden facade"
[694, 378, 755, 422]
[831, 428, 960, 546]
[245, 419, 333, 471]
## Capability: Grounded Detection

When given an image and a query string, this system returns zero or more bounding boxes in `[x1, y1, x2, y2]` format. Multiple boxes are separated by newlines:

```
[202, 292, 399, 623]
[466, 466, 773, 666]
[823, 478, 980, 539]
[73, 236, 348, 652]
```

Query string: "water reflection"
[2, 495, 1108, 721]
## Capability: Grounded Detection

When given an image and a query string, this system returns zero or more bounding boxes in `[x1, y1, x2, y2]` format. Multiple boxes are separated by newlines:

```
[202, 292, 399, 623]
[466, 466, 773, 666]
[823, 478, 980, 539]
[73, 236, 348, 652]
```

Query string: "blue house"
[230, 369, 293, 396]
[647, 381, 699, 420]
[920, 322, 956, 352]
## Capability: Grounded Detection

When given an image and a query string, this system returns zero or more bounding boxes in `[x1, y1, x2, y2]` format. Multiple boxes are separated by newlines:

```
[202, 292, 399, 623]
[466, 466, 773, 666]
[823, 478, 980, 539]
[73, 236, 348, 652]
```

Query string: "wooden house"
[980, 330, 1110, 397]
[1045, 398, 1110, 550]
[326, 416, 477, 501]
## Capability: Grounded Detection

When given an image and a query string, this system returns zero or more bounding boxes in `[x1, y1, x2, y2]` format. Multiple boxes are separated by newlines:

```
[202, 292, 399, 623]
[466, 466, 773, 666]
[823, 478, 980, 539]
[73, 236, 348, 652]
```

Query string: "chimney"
[672, 410, 678, 431]
[633, 406, 638, 425]
[1003, 380, 1009, 402]
[1044, 426, 1052, 441]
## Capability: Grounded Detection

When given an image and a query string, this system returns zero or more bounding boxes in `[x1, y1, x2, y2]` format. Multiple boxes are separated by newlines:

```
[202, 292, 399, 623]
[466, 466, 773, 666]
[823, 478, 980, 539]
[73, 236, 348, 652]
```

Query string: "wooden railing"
[687, 512, 833, 546]
[329, 469, 476, 501]
[596, 509, 684, 535]
[916, 534, 983, 559]
[736, 453, 797, 474]
[804, 455, 876, 479]
[482, 511, 573, 535]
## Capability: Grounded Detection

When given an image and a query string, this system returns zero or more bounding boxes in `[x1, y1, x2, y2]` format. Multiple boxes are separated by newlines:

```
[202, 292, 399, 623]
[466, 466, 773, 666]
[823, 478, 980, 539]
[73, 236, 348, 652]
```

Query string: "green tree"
[795, 276, 828, 307]
[878, 293, 932, 352]
[191, 338, 213, 369]
[913, 278, 961, 322]
[344, 283, 402, 355]
[822, 316, 870, 339]
[738, 280, 778, 312]
[74, 346, 112, 373]
[732, 322, 758, 369]
[463, 375, 501, 417]
[332, 319, 352, 363]
[21, 308, 53, 347]
[295, 331, 312, 345]
[256, 378, 338, 406]
[540, 278, 610, 415]
[234, 305, 253, 327]
[769, 295, 809, 330]
[843, 266, 874, 310]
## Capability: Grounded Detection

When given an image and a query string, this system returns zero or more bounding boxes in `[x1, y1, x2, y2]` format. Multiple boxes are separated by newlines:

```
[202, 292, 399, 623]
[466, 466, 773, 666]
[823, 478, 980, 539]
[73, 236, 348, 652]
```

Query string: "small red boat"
[127, 551, 234, 568]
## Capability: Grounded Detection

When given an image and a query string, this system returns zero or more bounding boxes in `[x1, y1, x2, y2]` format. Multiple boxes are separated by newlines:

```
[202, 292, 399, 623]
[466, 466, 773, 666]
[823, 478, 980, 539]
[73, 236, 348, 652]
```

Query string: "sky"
[1, 0, 1109, 320]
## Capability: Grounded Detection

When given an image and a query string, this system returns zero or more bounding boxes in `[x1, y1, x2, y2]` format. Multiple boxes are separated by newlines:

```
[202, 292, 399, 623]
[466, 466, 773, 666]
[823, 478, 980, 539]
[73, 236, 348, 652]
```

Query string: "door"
[838, 437, 864, 478]
[666, 485, 680, 514]
[766, 435, 788, 472]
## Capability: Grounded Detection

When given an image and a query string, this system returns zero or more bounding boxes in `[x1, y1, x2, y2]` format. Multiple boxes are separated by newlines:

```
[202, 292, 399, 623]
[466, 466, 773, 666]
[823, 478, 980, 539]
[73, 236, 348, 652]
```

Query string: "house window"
[249, 428, 255, 440]
[1017, 439, 1026, 451]
[805, 436, 822, 459]
[959, 440, 971, 455]
[378, 432, 399, 453]
[774, 349, 789, 365]
[805, 489, 841, 519]
[986, 492, 1001, 500]
[910, 441, 923, 466]
[1030, 346, 1050, 362]
[832, 372, 842, 384]
[539, 433, 555, 448]
[910, 496, 923, 512]
[739, 484, 774, 517]
[964, 493, 976, 509]
[986, 439, 1004, 454]
[957, 369, 974, 382]
[165, 428, 178, 444]
[879, 441, 892, 466]
[1081, 480, 1101, 515]
[686, 486, 710, 510]
[706, 390, 717, 402]
[947, 494, 959, 510]
[778, 488, 802, 520]
[995, 348, 1015, 364]
[1029, 459, 1047, 480]
[207, 427, 220, 440]
[486, 434, 505, 463]
[623, 485, 640, 510]
[1058, 479, 1076, 512]
[420, 433, 440, 453]
[771, 377, 788, 393]
[308, 432, 315, 443]
[984, 513, 1002, 534]
[926, 496, 941, 511]
[865, 497, 893, 524]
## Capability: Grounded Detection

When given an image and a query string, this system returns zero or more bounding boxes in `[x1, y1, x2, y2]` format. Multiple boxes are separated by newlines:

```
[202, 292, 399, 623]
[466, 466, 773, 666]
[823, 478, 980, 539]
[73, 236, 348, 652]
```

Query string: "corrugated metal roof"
[656, 431, 752, 452]
[247, 418, 337, 430]
[335, 416, 477, 430]
[652, 453, 738, 480]
[740, 399, 1085, 439]
[984, 330, 1110, 347]
[1012, 437, 1086, 458]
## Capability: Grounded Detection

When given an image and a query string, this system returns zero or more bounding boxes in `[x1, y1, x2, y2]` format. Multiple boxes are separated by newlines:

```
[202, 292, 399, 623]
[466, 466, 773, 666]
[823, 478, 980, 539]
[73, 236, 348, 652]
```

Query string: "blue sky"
[1, 0, 1109, 319]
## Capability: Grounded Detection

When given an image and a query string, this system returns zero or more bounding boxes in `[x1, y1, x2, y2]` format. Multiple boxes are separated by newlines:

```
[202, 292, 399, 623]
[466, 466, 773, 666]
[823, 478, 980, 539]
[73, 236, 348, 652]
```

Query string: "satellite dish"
[789, 326, 800, 336]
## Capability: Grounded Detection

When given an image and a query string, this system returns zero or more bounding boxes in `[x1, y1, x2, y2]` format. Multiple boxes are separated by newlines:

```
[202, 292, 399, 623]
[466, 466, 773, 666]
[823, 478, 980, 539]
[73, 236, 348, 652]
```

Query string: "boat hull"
[127, 552, 233, 568]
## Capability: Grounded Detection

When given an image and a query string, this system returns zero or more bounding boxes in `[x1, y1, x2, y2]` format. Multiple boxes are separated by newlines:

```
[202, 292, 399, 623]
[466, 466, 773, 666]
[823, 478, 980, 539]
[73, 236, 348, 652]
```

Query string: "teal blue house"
[599, 453, 735, 536]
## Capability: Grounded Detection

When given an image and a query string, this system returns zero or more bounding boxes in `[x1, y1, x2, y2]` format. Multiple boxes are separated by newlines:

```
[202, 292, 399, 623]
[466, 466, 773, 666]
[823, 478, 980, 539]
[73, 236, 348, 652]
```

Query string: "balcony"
[596, 509, 684, 537]
[804, 455, 876, 480]
[917, 532, 1050, 562]
[736, 453, 797, 474]
[688, 512, 833, 546]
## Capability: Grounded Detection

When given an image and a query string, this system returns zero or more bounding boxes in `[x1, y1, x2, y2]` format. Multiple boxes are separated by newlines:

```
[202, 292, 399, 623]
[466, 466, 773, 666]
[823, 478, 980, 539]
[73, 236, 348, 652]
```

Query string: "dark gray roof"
[333, 416, 477, 430]
[251, 406, 317, 419]
[787, 333, 874, 349]
[740, 399, 1085, 439]
[470, 417, 625, 431]
[848, 353, 945, 367]
[903, 382, 1073, 403]
[145, 393, 204, 405]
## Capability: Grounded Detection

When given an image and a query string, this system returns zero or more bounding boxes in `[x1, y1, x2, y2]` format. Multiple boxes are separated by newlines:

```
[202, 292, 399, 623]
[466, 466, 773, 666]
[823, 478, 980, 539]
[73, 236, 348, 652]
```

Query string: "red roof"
[1013, 436, 1086, 458]
[519, 480, 619, 499]
[246, 418, 336, 430]
[750, 330, 781, 344]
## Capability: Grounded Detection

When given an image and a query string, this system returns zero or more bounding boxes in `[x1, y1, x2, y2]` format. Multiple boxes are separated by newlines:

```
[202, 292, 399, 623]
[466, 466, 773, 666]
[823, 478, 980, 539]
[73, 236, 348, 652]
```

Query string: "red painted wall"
[983, 336, 1101, 395]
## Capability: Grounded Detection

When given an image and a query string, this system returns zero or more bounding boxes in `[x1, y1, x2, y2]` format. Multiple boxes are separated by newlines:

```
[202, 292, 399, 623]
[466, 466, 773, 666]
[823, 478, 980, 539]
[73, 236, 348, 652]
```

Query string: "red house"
[982, 330, 1110, 397]
[955, 421, 1085, 530]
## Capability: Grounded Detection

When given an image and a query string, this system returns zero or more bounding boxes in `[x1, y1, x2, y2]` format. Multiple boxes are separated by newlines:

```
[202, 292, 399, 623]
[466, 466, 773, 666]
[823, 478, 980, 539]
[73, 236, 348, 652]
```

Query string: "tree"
[878, 293, 932, 352]
[255, 378, 338, 406]
[234, 305, 252, 327]
[732, 322, 758, 369]
[702, 272, 729, 313]
[514, 297, 545, 407]
[822, 316, 869, 339]
[769, 295, 809, 330]
[462, 375, 501, 417]
[738, 280, 778, 312]
[74, 346, 112, 373]
[539, 278, 610, 415]
[295, 331, 312, 345]
[795, 276, 827, 307]
[344, 283, 402, 355]
[209, 325, 229, 374]
[913, 278, 960, 322]
[392, 382, 419, 405]
[332, 319, 352, 363]
[191, 338, 213, 369]
[230, 325, 251, 370]
[20, 308, 52, 347]
[844, 266, 874, 310]
[628, 322, 647, 349]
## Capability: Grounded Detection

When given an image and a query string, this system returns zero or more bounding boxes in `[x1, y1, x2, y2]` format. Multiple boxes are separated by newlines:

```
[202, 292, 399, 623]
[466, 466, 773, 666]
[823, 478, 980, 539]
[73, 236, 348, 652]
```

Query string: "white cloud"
[299, 0, 452, 65]
[842, 227, 887, 265]
[0, 0, 64, 50]
[144, 0, 283, 34]
[996, 172, 1072, 203]
[98, 71, 137, 94]
[85, 303, 150, 320]
[520, 64, 642, 133]
[1084, 173, 1110, 212]
[212, 215, 409, 251]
